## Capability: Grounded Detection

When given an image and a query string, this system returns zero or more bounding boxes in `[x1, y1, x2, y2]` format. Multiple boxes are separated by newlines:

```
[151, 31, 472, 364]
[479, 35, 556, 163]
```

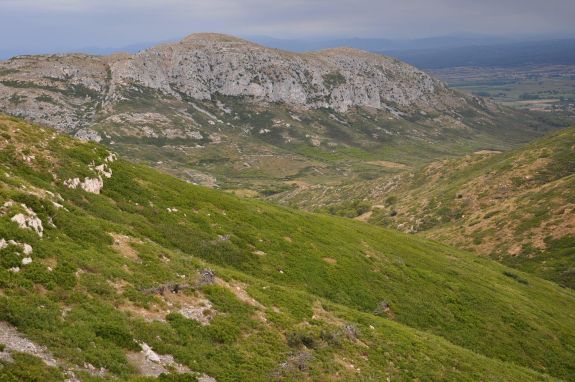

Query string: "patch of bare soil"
[366, 160, 409, 169]
[0, 321, 107, 380]
[354, 211, 372, 222]
[120, 290, 217, 325]
[110, 233, 142, 261]
[119, 302, 168, 322]
[127, 343, 217, 380]
[215, 278, 265, 309]
[311, 302, 345, 326]
[473, 150, 502, 155]
[165, 291, 215, 325]
[127, 343, 190, 377]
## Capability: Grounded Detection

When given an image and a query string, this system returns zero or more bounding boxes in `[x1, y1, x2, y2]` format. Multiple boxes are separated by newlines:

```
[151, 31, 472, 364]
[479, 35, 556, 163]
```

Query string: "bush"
[0, 352, 64, 382]
[287, 330, 316, 349]
[503, 271, 529, 285]
[321, 200, 371, 218]
[207, 318, 241, 344]
[385, 195, 397, 206]
[95, 324, 139, 351]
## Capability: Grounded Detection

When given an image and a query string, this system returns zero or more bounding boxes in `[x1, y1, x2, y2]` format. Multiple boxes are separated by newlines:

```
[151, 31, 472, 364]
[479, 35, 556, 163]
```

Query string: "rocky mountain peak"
[0, 33, 475, 132]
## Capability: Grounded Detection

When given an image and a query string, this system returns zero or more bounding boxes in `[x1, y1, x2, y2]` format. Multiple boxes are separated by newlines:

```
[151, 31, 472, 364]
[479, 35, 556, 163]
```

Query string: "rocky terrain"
[0, 34, 558, 193]
[0, 33, 468, 131]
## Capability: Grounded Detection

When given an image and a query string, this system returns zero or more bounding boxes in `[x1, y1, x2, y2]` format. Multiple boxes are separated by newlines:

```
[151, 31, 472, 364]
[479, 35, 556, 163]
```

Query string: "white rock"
[140, 343, 161, 363]
[22, 243, 33, 255]
[64, 178, 81, 189]
[74, 128, 102, 142]
[65, 177, 104, 194]
[22, 257, 33, 265]
[105, 153, 117, 163]
[198, 374, 217, 382]
[94, 164, 112, 178]
[81, 177, 104, 193]
[11, 211, 44, 237]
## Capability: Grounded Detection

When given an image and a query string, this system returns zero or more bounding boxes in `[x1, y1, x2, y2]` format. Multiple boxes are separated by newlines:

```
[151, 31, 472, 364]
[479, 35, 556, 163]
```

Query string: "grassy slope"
[274, 127, 575, 288]
[369, 127, 575, 288]
[0, 115, 574, 381]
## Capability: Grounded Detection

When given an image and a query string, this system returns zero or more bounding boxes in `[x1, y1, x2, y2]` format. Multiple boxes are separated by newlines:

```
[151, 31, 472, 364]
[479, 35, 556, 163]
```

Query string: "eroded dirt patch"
[111, 233, 142, 261]
[215, 278, 265, 309]
[120, 290, 217, 325]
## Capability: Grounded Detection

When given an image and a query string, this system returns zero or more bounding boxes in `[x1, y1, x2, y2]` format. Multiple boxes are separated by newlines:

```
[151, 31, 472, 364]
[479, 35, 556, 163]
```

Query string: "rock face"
[112, 34, 457, 113]
[0, 33, 468, 132]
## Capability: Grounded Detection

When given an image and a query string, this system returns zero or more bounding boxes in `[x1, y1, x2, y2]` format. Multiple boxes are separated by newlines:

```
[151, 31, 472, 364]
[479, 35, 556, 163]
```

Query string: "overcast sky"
[1, 0, 574, 54]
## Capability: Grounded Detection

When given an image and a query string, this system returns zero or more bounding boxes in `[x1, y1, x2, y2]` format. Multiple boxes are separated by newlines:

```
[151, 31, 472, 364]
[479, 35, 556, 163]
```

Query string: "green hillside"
[273, 126, 575, 288]
[1, 115, 574, 381]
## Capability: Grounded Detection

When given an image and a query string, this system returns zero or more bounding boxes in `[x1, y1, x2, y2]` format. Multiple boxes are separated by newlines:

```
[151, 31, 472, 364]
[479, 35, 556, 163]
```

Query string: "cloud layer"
[1, 0, 574, 54]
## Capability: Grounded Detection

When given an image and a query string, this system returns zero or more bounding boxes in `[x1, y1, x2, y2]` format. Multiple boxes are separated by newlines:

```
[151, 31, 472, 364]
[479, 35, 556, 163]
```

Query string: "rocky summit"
[0, 33, 468, 132]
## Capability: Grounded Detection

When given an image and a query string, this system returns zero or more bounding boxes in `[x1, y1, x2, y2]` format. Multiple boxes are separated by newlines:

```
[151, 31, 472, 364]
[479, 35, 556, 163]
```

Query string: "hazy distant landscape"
[379, 39, 575, 119]
[430, 65, 575, 116]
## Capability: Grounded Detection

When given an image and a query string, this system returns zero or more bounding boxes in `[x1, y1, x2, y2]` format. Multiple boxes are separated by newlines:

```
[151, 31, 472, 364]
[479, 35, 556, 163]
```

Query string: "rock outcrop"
[0, 33, 471, 132]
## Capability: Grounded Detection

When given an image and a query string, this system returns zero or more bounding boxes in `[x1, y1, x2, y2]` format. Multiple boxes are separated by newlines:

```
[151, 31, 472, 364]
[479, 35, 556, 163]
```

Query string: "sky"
[1, 0, 574, 55]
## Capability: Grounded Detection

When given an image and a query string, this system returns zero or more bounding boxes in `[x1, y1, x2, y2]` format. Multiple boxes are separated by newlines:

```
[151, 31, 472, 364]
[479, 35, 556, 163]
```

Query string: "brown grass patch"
[111, 233, 142, 261]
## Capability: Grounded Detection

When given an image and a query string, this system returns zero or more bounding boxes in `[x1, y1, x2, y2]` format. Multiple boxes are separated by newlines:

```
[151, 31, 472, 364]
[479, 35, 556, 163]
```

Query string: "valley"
[430, 64, 575, 118]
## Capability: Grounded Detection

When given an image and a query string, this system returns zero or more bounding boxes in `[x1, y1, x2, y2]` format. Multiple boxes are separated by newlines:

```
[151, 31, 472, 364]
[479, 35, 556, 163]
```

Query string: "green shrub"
[503, 271, 529, 285]
[95, 324, 139, 351]
[0, 352, 64, 382]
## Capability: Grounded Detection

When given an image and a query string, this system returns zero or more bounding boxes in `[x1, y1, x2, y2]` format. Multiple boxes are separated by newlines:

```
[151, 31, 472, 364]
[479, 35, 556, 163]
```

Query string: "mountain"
[0, 32, 470, 128]
[1, 115, 575, 381]
[272, 126, 575, 288]
[0, 33, 561, 194]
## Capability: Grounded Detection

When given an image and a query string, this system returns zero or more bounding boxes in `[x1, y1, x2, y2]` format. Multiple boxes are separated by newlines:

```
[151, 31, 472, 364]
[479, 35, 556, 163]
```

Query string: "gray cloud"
[1, 0, 574, 54]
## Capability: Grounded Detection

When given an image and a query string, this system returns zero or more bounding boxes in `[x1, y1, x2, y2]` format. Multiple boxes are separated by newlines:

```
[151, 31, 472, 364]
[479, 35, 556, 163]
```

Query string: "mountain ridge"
[0, 32, 474, 131]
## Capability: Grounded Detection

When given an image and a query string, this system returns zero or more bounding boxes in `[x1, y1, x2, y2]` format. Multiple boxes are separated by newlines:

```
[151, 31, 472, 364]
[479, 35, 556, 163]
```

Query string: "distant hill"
[1, 115, 575, 380]
[387, 39, 575, 69]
